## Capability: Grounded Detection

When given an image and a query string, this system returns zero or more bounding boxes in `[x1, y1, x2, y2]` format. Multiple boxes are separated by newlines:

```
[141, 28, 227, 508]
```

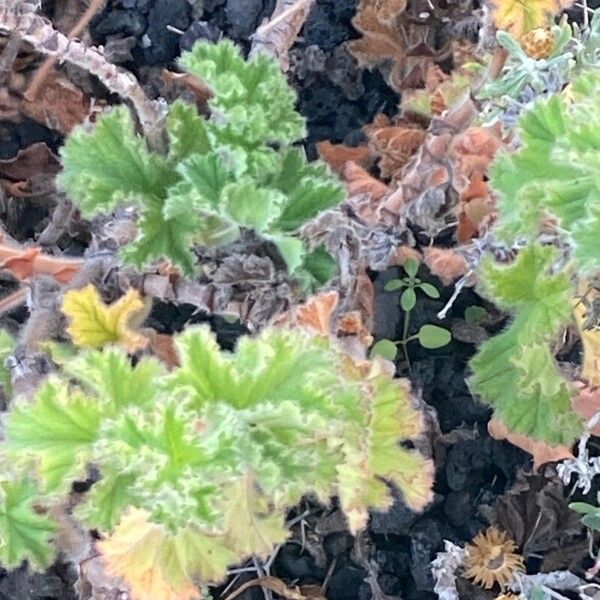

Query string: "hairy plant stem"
[24, 0, 107, 101]
[397, 307, 412, 376]
[0, 239, 83, 282]
[0, 1, 166, 150]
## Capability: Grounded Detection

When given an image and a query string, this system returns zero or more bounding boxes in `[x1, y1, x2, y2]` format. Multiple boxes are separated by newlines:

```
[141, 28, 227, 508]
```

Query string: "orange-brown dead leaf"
[571, 381, 600, 435]
[348, 2, 407, 92]
[0, 142, 60, 190]
[422, 247, 469, 286]
[365, 114, 426, 180]
[22, 71, 91, 135]
[488, 418, 573, 470]
[145, 331, 180, 369]
[388, 245, 422, 268]
[296, 291, 339, 335]
[316, 140, 372, 173]
[162, 69, 213, 108]
[341, 161, 389, 201]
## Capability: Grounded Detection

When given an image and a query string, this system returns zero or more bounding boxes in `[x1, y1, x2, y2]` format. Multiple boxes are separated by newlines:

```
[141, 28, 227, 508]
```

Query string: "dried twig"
[0, 238, 84, 283]
[250, 0, 315, 71]
[0, 2, 165, 148]
[0, 286, 28, 315]
[24, 0, 106, 101]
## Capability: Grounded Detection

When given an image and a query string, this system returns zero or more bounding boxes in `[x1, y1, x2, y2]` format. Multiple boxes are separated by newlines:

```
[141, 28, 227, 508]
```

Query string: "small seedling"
[371, 258, 451, 370]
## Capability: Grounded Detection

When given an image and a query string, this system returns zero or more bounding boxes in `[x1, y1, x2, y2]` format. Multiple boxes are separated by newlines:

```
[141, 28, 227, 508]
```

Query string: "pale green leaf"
[419, 283, 440, 299]
[370, 339, 398, 361]
[166, 100, 212, 164]
[58, 106, 175, 216]
[384, 279, 405, 292]
[401, 288, 417, 312]
[223, 182, 284, 233]
[6, 380, 103, 492]
[0, 479, 56, 570]
[417, 325, 451, 349]
[0, 330, 14, 399]
[403, 258, 419, 278]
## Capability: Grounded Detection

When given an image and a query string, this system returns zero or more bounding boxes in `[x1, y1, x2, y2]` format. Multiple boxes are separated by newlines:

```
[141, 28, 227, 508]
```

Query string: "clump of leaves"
[0, 321, 433, 599]
[58, 40, 344, 281]
[480, 11, 600, 127]
[468, 69, 600, 445]
[491, 70, 600, 272]
[371, 259, 451, 369]
[490, 0, 572, 38]
[469, 244, 581, 445]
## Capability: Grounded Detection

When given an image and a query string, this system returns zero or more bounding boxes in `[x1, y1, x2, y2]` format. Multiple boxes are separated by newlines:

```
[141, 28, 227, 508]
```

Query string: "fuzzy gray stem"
[0, 1, 166, 148]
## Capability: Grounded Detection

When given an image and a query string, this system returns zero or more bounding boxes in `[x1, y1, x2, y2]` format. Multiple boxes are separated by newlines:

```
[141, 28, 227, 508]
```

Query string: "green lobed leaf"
[490, 72, 600, 274]
[0, 479, 57, 570]
[469, 245, 582, 444]
[59, 106, 175, 216]
[180, 40, 306, 146]
[274, 179, 345, 231]
[6, 380, 103, 493]
[166, 100, 212, 164]
[0, 322, 432, 586]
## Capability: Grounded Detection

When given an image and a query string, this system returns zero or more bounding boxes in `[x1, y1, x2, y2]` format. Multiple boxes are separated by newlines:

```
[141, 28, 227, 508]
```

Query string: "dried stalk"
[0, 239, 84, 282]
[0, 286, 28, 314]
[0, 1, 165, 148]
[24, 0, 106, 101]
[250, 0, 315, 71]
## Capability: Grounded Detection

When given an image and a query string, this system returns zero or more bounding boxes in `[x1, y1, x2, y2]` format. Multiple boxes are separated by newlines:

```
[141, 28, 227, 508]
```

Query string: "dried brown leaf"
[341, 161, 389, 201]
[348, 3, 406, 92]
[162, 69, 213, 108]
[295, 291, 339, 335]
[571, 381, 600, 435]
[22, 70, 91, 134]
[0, 142, 60, 183]
[422, 247, 468, 286]
[365, 114, 426, 179]
[316, 140, 372, 173]
[145, 330, 179, 369]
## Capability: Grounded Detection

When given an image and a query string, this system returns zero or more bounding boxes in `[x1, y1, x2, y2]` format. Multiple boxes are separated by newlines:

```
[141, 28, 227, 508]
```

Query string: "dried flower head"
[464, 527, 525, 589]
[521, 27, 555, 60]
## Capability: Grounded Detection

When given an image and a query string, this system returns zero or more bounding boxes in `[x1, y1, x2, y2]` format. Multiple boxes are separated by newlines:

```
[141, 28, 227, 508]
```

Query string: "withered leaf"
[22, 71, 91, 135]
[348, 2, 407, 92]
[316, 140, 372, 173]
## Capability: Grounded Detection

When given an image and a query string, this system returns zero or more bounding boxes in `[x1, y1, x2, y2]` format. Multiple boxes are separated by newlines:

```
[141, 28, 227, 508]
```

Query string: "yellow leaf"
[490, 0, 568, 37]
[223, 474, 289, 557]
[574, 297, 600, 387]
[97, 509, 199, 600]
[62, 284, 149, 353]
